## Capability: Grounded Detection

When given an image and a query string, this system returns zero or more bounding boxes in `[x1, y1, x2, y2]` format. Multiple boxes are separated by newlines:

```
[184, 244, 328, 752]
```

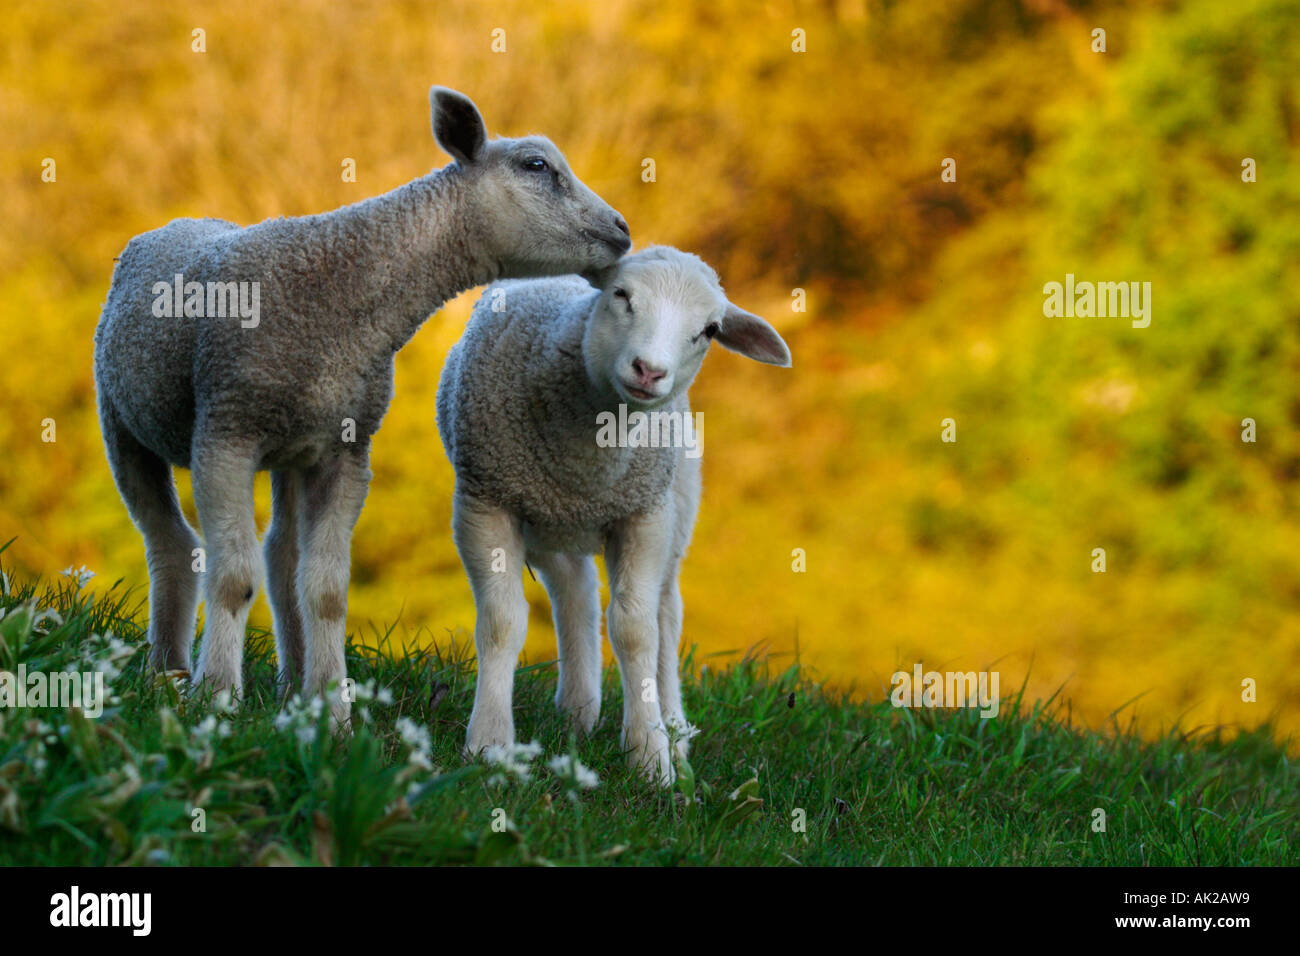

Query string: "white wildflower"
[348, 680, 394, 708]
[98, 658, 123, 683]
[275, 694, 326, 747]
[395, 716, 431, 751]
[668, 721, 701, 743]
[394, 716, 434, 769]
[407, 748, 434, 771]
[187, 714, 231, 753]
[61, 566, 95, 588]
[483, 739, 543, 785]
[546, 754, 600, 790]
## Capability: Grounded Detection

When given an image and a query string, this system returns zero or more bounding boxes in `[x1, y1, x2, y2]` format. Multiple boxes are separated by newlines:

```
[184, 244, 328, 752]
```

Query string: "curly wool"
[437, 276, 681, 548]
[94, 173, 489, 471]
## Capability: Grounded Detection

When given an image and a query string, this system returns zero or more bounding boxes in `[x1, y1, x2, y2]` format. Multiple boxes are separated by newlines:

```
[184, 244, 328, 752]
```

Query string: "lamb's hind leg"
[533, 551, 602, 734]
[265, 470, 306, 696]
[191, 441, 261, 701]
[297, 449, 370, 731]
[99, 399, 200, 672]
[454, 489, 529, 756]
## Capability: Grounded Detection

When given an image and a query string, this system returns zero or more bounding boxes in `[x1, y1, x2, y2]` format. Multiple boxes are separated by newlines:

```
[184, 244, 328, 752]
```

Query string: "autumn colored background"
[2, 0, 1297, 745]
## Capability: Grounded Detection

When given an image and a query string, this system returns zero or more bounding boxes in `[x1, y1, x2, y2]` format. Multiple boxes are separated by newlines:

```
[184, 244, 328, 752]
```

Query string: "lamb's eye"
[613, 288, 631, 307]
[692, 322, 719, 345]
[522, 157, 550, 172]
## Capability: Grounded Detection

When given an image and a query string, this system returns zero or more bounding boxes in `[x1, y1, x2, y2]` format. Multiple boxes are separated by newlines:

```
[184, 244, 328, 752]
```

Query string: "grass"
[0, 565, 1295, 867]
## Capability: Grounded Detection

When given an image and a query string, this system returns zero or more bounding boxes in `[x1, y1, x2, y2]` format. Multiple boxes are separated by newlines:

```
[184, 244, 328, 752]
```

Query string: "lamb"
[93, 87, 631, 728]
[436, 246, 792, 783]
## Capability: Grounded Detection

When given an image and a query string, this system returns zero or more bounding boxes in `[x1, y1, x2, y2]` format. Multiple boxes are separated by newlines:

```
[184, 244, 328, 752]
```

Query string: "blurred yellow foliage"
[2, 0, 1297, 746]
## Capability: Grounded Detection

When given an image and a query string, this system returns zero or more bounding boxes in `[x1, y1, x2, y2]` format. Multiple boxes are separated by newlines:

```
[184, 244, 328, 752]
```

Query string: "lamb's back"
[95, 213, 393, 468]
[436, 276, 592, 469]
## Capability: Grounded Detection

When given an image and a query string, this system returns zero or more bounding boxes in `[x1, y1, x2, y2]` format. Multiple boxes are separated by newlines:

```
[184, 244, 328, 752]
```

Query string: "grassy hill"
[1, 566, 1294, 866]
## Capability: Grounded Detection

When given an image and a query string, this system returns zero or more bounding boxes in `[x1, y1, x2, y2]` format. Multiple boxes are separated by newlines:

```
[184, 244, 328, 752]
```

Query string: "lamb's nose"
[632, 358, 667, 385]
[614, 215, 630, 237]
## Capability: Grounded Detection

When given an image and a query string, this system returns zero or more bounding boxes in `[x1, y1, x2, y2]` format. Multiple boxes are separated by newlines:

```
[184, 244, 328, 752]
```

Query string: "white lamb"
[436, 246, 792, 782]
[93, 87, 631, 728]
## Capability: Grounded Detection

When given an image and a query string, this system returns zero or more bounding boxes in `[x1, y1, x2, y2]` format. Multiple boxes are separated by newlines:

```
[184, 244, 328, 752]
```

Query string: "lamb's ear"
[430, 87, 487, 165]
[715, 303, 792, 367]
[580, 262, 621, 290]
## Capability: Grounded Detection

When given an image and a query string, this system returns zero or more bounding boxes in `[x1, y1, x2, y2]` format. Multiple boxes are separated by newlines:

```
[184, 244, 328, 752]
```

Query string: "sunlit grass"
[1, 565, 1294, 866]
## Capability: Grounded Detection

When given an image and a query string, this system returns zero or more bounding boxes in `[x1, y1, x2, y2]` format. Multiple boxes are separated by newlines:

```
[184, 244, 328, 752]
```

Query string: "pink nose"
[631, 358, 667, 387]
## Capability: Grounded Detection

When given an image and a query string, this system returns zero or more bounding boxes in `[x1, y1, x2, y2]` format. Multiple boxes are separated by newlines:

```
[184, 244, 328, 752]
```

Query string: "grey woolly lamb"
[93, 86, 631, 728]
[436, 246, 791, 783]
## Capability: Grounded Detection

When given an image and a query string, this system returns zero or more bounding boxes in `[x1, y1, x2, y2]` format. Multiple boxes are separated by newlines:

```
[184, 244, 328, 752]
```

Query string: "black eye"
[522, 157, 550, 172]
[692, 322, 719, 345]
[613, 288, 631, 306]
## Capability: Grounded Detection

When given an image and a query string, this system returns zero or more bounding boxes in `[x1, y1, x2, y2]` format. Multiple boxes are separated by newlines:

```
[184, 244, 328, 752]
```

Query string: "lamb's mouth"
[619, 381, 661, 403]
[584, 228, 632, 256]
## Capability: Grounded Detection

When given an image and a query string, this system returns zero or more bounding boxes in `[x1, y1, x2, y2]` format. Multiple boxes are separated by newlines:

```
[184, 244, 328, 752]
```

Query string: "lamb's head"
[582, 246, 792, 409]
[430, 87, 631, 282]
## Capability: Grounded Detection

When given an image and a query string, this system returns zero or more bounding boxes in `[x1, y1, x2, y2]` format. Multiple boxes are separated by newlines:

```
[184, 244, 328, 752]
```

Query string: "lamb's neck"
[537, 337, 637, 466]
[562, 328, 623, 424]
[325, 166, 497, 352]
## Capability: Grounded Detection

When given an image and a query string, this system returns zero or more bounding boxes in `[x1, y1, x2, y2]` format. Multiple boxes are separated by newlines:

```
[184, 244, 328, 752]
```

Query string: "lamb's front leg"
[657, 456, 700, 762]
[453, 490, 529, 756]
[606, 511, 674, 785]
[657, 577, 692, 762]
[297, 449, 371, 732]
[191, 443, 262, 701]
[533, 551, 603, 734]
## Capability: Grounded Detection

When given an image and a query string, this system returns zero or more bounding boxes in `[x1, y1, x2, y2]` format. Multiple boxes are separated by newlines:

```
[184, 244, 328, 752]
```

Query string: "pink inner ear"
[720, 305, 792, 366]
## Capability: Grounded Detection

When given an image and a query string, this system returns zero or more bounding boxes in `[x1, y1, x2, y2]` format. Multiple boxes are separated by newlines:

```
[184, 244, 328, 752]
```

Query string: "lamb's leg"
[100, 399, 200, 672]
[657, 577, 690, 761]
[605, 510, 674, 784]
[265, 469, 306, 696]
[453, 490, 529, 756]
[658, 458, 700, 761]
[191, 443, 261, 701]
[533, 551, 602, 734]
[296, 450, 370, 732]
